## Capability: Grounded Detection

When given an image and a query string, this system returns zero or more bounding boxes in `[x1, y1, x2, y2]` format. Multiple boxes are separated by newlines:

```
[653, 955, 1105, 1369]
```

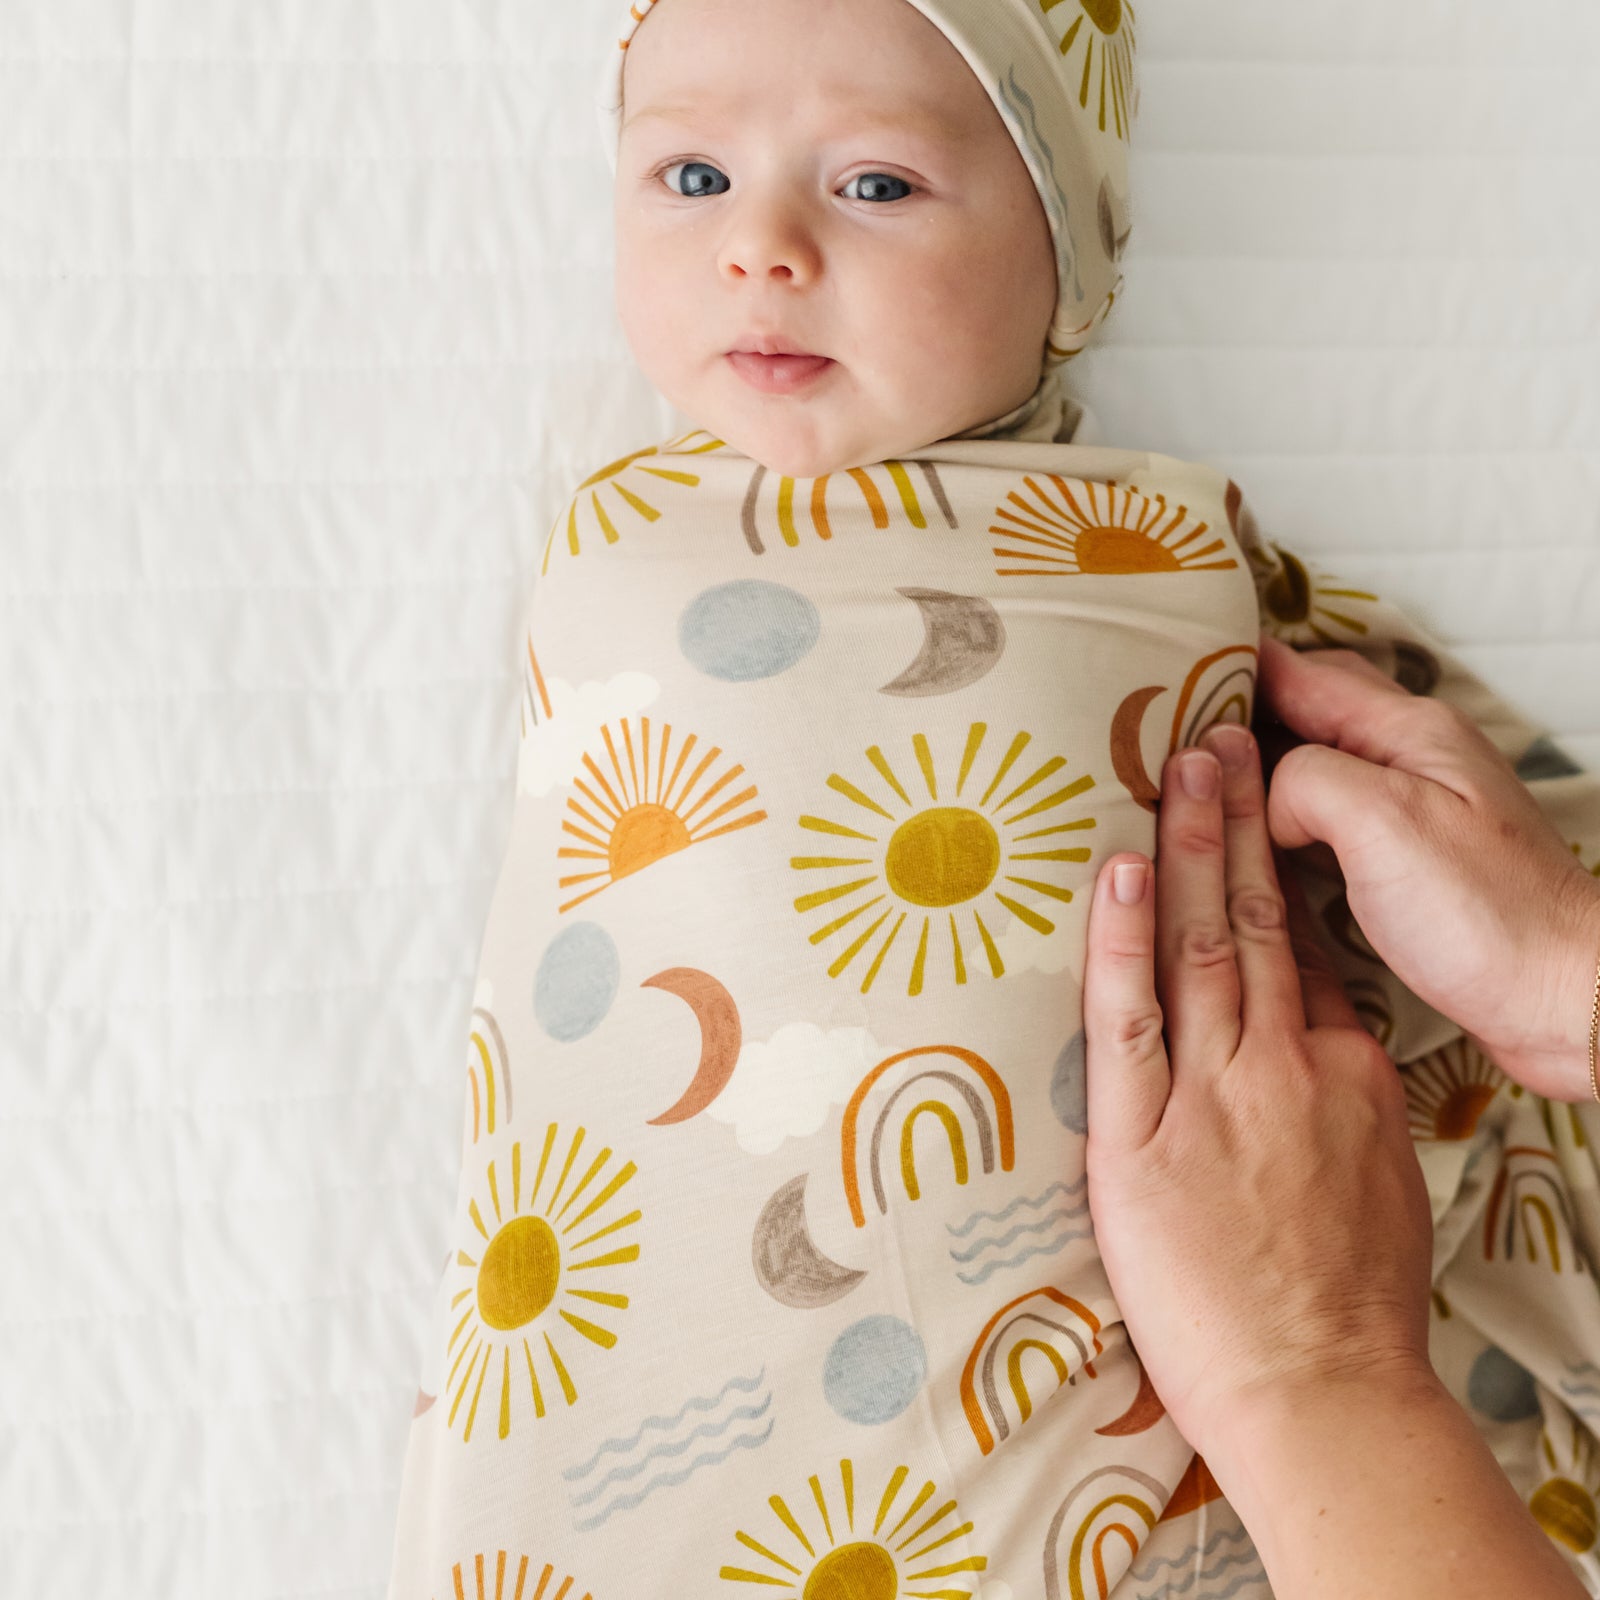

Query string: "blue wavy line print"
[948, 1175, 1087, 1238]
[571, 1418, 777, 1533]
[997, 67, 1084, 304]
[562, 1368, 766, 1481]
[1128, 1523, 1254, 1580]
[948, 1202, 1090, 1263]
[569, 1397, 773, 1507]
[1138, 1560, 1270, 1600]
[955, 1225, 1092, 1285]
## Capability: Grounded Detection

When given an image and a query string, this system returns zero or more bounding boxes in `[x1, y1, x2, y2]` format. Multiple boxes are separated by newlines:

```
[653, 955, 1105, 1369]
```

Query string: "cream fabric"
[384, 432, 1600, 1598]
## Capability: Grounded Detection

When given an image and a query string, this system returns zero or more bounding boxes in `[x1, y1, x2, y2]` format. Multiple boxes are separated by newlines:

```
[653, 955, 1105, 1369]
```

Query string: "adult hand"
[1258, 635, 1600, 1101]
[1082, 724, 1435, 1462]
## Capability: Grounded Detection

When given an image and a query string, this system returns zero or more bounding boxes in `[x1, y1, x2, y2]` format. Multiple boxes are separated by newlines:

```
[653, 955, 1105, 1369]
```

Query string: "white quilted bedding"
[3, 2, 1596, 1595]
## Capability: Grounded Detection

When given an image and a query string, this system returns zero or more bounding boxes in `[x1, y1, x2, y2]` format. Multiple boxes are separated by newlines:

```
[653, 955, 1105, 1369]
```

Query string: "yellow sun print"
[444, 1125, 640, 1442]
[992, 476, 1237, 577]
[559, 716, 768, 913]
[540, 429, 725, 574]
[793, 723, 1097, 995]
[1037, 0, 1139, 139]
[720, 1459, 988, 1597]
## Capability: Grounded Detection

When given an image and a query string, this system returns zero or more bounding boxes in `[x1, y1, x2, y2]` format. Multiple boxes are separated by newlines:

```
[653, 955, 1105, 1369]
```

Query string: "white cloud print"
[991, 885, 1087, 983]
[517, 671, 662, 798]
[707, 1022, 883, 1156]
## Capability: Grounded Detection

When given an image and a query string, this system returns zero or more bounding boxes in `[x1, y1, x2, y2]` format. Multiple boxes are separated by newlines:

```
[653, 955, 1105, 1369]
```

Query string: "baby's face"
[614, 0, 1058, 478]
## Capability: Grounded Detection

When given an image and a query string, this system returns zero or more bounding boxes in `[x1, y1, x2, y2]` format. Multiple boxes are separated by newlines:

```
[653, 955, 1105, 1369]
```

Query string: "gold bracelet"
[1590, 945, 1600, 1105]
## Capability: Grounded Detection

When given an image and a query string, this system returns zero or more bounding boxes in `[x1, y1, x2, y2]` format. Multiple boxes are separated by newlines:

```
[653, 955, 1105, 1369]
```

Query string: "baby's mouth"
[726, 350, 836, 394]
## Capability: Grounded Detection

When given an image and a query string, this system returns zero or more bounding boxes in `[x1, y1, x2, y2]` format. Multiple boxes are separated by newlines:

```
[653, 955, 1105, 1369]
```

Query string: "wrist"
[1479, 875, 1600, 1102]
[1195, 1357, 1446, 1490]
[1194, 1361, 1590, 1600]
[1537, 876, 1600, 1101]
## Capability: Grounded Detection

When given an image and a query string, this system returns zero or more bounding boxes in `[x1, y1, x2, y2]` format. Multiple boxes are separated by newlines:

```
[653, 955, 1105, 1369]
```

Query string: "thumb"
[1258, 636, 1441, 774]
[1266, 739, 1425, 855]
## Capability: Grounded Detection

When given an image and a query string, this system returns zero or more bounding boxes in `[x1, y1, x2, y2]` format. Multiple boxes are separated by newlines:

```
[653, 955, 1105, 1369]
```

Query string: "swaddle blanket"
[383, 433, 1600, 1600]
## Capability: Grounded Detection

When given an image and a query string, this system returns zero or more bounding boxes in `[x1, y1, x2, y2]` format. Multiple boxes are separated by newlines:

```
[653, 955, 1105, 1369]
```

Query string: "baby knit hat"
[596, 0, 1139, 442]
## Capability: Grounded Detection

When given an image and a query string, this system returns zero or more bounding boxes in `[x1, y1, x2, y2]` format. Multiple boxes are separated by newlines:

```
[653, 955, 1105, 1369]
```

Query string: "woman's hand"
[1083, 723, 1436, 1462]
[1259, 635, 1600, 1100]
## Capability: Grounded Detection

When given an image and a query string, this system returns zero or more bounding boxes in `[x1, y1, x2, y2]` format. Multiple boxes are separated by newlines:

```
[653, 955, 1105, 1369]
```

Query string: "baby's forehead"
[624, 83, 965, 147]
[620, 0, 990, 140]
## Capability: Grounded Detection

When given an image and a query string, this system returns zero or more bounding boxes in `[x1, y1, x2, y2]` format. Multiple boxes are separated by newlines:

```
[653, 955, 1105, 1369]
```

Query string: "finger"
[1257, 635, 1475, 785]
[1155, 748, 1243, 1067]
[1083, 854, 1171, 1156]
[1275, 849, 1362, 1031]
[1265, 739, 1426, 855]
[1200, 724, 1305, 1035]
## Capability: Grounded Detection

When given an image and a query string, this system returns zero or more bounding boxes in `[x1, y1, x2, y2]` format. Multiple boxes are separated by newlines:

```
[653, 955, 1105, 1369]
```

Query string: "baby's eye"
[661, 160, 731, 198]
[842, 172, 913, 203]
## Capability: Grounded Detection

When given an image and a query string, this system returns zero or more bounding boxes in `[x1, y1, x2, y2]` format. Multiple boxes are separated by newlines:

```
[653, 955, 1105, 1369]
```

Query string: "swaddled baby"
[385, 3, 1600, 1597]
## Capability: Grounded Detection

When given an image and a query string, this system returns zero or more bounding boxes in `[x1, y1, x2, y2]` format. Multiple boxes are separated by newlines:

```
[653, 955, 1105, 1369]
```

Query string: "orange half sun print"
[720, 1459, 988, 1597]
[992, 475, 1238, 577]
[559, 716, 767, 913]
[444, 1125, 640, 1442]
[793, 722, 1097, 996]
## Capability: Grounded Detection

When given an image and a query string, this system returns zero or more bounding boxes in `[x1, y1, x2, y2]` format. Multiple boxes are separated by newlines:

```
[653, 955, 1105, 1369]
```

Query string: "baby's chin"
[692, 391, 944, 479]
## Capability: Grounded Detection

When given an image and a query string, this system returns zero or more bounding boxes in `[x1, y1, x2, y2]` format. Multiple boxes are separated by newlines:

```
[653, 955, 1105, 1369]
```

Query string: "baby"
[384, 2, 1600, 1597]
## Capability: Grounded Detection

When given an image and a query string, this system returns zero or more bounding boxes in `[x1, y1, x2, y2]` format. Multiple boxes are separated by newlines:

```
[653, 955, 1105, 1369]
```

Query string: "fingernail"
[1180, 751, 1219, 800]
[1202, 724, 1255, 769]
[1113, 862, 1147, 905]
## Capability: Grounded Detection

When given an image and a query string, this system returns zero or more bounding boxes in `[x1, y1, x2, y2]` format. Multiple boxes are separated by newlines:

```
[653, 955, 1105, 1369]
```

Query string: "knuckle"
[1178, 921, 1236, 969]
[1223, 783, 1267, 822]
[1229, 888, 1289, 937]
[1414, 695, 1470, 742]
[1113, 1008, 1167, 1059]
[1167, 821, 1224, 857]
[1098, 934, 1152, 965]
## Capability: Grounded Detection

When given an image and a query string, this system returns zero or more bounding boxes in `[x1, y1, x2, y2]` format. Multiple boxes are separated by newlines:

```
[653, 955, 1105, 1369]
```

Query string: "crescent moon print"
[640, 967, 741, 1125]
[740, 458, 957, 553]
[539, 429, 723, 575]
[879, 588, 1007, 698]
[751, 1173, 868, 1309]
[1110, 645, 1257, 813]
[1109, 686, 1163, 810]
[1095, 1348, 1166, 1436]
[992, 476, 1238, 577]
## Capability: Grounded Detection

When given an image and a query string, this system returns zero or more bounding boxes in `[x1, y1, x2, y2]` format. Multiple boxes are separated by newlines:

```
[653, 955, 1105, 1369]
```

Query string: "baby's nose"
[718, 206, 822, 285]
